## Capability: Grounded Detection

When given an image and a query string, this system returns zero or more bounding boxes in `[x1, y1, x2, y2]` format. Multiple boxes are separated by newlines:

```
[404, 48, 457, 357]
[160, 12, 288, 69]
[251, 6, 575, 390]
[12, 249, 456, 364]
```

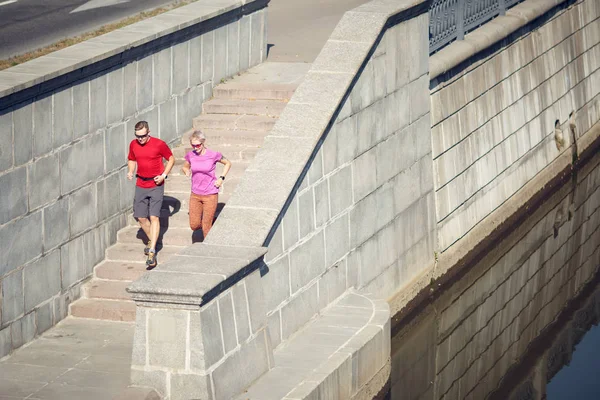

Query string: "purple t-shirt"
[185, 148, 222, 195]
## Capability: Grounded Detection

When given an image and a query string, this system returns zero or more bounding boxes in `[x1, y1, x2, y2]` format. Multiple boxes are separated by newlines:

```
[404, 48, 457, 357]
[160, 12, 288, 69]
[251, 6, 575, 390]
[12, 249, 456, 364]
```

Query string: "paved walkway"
[267, 0, 370, 62]
[0, 318, 133, 400]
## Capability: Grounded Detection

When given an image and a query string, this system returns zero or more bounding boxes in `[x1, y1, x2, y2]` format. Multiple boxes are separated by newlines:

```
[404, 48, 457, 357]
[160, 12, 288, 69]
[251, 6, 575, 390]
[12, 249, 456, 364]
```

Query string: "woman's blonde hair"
[190, 130, 206, 143]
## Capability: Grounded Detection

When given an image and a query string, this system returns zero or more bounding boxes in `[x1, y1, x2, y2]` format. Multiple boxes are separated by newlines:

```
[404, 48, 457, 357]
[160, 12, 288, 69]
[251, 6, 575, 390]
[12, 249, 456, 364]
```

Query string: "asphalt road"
[0, 0, 371, 62]
[0, 0, 183, 59]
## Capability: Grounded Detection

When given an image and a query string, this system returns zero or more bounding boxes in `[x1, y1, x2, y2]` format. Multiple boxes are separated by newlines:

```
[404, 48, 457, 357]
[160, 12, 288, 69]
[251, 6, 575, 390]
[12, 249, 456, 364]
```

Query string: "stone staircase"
[69, 63, 306, 322]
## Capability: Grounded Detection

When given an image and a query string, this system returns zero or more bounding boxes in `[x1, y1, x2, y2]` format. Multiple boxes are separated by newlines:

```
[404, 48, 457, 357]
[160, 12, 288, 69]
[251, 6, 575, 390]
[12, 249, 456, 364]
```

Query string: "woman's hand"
[214, 177, 223, 188]
[181, 161, 192, 178]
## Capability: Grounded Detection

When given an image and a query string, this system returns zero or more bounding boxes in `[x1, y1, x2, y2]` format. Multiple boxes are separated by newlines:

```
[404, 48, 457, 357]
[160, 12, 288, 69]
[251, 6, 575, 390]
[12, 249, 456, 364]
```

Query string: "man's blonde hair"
[190, 130, 206, 143]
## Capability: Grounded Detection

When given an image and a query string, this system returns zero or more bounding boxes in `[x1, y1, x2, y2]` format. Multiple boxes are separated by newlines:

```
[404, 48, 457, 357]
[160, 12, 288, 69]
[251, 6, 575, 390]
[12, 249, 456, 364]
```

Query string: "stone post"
[127, 244, 274, 400]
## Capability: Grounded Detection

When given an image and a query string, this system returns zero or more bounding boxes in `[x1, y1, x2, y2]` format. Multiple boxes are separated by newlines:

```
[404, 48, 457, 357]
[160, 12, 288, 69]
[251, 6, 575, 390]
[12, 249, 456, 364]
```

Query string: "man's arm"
[154, 155, 175, 185]
[164, 155, 175, 177]
[127, 160, 137, 181]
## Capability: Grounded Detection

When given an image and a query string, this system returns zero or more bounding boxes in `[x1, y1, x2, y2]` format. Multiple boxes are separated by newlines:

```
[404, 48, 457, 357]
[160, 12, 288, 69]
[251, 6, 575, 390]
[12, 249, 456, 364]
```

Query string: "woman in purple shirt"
[181, 130, 231, 238]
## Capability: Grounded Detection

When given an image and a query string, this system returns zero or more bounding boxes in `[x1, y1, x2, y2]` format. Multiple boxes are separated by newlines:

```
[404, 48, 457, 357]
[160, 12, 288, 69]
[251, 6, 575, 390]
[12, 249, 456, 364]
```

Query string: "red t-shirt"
[128, 137, 173, 188]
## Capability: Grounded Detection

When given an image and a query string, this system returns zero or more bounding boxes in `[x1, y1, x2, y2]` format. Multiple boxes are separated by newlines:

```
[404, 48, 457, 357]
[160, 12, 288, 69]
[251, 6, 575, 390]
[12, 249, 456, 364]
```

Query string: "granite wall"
[0, 0, 268, 358]
[430, 0, 600, 268]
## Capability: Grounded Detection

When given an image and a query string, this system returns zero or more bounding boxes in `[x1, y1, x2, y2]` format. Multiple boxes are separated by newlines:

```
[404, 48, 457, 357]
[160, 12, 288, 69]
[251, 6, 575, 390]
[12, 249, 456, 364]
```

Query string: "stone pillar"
[128, 244, 274, 400]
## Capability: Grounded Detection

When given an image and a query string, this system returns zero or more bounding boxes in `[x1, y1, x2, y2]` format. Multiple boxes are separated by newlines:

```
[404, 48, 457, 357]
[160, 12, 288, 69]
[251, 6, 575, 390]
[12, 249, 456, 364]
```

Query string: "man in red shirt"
[127, 121, 175, 267]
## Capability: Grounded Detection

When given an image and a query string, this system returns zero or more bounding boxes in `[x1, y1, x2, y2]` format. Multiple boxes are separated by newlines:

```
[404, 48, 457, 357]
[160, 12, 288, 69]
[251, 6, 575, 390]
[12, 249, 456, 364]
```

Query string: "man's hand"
[127, 171, 134, 181]
[154, 175, 165, 185]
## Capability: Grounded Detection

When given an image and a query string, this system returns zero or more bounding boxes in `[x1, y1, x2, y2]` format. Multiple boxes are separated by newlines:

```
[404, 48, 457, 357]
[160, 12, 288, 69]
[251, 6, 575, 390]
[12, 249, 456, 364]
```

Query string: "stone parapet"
[128, 244, 267, 306]
[430, 0, 575, 81]
[127, 244, 273, 399]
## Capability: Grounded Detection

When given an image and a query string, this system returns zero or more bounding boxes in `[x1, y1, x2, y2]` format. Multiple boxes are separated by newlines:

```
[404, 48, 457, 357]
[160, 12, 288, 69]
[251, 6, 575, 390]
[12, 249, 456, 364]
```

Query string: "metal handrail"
[429, 0, 524, 54]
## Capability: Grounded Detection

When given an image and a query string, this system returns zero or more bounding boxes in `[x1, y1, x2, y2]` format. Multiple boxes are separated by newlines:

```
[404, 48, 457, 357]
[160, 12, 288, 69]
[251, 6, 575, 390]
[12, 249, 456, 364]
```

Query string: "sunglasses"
[191, 143, 203, 149]
[135, 133, 149, 140]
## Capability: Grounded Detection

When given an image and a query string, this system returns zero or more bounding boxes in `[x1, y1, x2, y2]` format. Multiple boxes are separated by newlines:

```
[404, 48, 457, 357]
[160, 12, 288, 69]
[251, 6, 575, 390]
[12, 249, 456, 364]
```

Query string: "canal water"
[386, 151, 600, 400]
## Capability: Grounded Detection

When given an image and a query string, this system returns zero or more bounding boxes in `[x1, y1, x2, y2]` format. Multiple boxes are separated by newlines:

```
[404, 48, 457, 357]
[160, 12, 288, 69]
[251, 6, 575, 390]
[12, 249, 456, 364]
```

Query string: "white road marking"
[0, 0, 18, 7]
[70, 0, 130, 14]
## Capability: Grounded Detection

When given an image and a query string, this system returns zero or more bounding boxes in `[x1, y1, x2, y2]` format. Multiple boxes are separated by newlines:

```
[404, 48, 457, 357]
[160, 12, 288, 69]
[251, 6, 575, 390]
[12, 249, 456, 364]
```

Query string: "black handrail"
[429, 0, 525, 54]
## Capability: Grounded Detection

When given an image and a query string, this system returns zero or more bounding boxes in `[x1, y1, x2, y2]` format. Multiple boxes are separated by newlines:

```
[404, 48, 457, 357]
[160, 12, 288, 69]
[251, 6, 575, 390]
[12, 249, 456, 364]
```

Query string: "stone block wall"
[0, 0, 268, 358]
[130, 263, 273, 400]
[433, 158, 600, 399]
[430, 0, 600, 257]
[253, 11, 436, 349]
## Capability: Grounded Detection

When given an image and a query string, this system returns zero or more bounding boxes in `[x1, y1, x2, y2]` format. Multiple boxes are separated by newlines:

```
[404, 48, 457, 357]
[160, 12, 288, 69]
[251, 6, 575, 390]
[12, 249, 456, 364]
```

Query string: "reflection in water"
[389, 153, 600, 400]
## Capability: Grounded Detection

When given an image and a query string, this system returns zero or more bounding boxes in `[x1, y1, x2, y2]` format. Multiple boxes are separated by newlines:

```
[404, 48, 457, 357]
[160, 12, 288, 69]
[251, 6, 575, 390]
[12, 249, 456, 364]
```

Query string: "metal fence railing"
[429, 0, 525, 54]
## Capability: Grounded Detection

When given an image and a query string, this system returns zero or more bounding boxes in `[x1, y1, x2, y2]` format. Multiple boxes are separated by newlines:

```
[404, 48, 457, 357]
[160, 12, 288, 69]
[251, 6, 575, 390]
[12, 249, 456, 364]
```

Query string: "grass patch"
[0, 0, 194, 71]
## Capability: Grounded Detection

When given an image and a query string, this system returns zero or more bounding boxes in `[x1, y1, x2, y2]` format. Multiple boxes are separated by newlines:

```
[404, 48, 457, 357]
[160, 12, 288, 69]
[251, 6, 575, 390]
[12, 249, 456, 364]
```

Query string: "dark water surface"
[386, 152, 600, 400]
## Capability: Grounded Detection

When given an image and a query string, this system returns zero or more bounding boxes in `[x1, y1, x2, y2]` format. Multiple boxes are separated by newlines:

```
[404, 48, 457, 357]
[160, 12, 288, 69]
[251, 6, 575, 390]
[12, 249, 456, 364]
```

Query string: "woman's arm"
[182, 161, 191, 177]
[215, 156, 232, 188]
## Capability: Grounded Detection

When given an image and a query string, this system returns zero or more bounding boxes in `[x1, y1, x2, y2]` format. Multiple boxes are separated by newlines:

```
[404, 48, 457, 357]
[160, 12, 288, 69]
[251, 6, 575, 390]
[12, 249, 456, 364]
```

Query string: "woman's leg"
[201, 194, 219, 236]
[188, 193, 204, 231]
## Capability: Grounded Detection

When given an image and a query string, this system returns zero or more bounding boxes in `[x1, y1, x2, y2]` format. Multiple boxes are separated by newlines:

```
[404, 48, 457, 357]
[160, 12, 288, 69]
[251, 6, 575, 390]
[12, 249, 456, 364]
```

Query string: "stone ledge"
[233, 290, 391, 400]
[430, 0, 573, 80]
[127, 243, 267, 306]
[211, 0, 429, 249]
[0, 0, 268, 101]
[113, 387, 162, 400]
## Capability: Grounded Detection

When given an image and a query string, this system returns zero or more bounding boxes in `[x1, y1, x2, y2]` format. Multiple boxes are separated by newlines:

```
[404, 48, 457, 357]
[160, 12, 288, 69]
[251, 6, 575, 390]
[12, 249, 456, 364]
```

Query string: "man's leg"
[146, 186, 165, 267]
[148, 216, 160, 251]
[133, 186, 151, 247]
[138, 217, 151, 240]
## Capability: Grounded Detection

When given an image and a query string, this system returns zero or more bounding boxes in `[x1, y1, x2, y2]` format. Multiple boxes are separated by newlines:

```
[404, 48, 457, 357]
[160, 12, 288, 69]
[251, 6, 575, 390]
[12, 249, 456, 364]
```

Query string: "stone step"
[94, 260, 149, 281]
[163, 184, 240, 213]
[126, 196, 231, 229]
[171, 145, 190, 158]
[165, 174, 193, 193]
[165, 163, 246, 195]
[203, 98, 287, 116]
[233, 291, 389, 400]
[105, 243, 183, 263]
[213, 83, 297, 100]
[118, 226, 201, 247]
[70, 298, 136, 322]
[207, 144, 259, 161]
[114, 387, 161, 400]
[184, 129, 268, 147]
[83, 279, 132, 301]
[193, 114, 276, 131]
[173, 145, 258, 168]
[163, 191, 191, 210]
[220, 177, 242, 196]
[160, 209, 190, 229]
